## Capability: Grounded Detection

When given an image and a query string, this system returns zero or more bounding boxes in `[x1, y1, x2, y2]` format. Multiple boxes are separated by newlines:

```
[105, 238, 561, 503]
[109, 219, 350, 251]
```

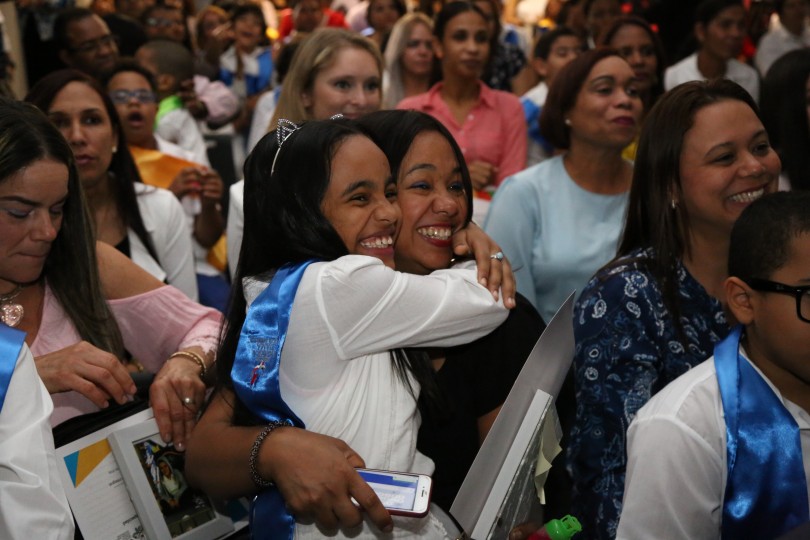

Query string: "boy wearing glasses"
[616, 191, 810, 539]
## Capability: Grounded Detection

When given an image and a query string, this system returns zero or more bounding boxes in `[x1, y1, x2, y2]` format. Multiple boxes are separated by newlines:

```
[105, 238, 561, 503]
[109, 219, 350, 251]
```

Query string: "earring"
[112, 145, 118, 154]
[564, 118, 571, 126]
[671, 199, 678, 210]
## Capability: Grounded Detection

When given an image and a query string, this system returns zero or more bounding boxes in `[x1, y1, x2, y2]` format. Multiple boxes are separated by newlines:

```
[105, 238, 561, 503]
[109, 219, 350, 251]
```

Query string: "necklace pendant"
[1, 303, 24, 327]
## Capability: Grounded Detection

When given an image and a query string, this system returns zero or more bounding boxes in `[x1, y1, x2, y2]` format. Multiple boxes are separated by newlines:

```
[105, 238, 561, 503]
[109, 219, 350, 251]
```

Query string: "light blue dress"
[483, 155, 628, 322]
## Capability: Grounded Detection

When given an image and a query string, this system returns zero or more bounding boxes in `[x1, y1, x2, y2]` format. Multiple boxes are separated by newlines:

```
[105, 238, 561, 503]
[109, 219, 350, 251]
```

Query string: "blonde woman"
[230, 28, 383, 276]
[382, 13, 434, 109]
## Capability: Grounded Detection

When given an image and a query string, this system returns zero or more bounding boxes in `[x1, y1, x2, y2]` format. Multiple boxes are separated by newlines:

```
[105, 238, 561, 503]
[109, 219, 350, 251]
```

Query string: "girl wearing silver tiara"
[210, 118, 510, 539]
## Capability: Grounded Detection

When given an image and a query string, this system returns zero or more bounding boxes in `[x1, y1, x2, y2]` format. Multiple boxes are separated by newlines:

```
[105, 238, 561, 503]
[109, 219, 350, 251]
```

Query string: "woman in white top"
[215, 118, 508, 539]
[25, 69, 198, 300]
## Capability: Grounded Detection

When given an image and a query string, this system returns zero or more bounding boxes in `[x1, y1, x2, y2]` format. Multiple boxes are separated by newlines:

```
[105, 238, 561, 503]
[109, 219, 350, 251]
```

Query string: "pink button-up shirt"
[397, 81, 527, 185]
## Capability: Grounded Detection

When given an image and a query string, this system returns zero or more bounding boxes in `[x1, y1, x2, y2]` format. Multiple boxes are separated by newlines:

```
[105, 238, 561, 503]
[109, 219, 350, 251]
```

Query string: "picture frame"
[108, 418, 234, 540]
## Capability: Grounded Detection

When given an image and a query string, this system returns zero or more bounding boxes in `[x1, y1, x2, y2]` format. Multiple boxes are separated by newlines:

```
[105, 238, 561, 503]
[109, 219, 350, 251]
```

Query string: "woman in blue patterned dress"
[567, 79, 782, 539]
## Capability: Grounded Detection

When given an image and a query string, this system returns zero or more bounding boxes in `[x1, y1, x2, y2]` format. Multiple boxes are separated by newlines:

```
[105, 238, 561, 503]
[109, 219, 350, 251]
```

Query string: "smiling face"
[321, 135, 399, 267]
[567, 55, 642, 150]
[47, 82, 118, 192]
[394, 131, 469, 275]
[697, 5, 746, 62]
[678, 99, 780, 242]
[435, 10, 490, 80]
[0, 159, 69, 290]
[609, 24, 658, 94]
[302, 46, 382, 119]
[107, 70, 157, 148]
[401, 22, 434, 78]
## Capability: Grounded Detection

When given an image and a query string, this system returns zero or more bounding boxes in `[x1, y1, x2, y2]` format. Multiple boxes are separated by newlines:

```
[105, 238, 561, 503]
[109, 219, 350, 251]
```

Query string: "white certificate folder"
[450, 293, 575, 538]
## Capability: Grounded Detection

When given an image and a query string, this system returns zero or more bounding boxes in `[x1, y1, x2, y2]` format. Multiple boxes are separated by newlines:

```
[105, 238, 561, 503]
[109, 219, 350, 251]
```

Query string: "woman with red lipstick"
[397, 1, 527, 218]
[208, 118, 509, 538]
[25, 69, 199, 301]
[359, 110, 546, 511]
[484, 48, 641, 324]
[568, 79, 780, 539]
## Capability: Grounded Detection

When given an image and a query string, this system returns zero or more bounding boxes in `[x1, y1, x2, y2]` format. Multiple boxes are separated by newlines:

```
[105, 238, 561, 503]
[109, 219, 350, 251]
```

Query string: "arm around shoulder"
[317, 256, 509, 359]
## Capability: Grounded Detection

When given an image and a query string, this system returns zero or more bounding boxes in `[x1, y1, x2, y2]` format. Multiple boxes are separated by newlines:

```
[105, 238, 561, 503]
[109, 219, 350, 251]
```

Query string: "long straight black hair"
[614, 79, 760, 329]
[25, 69, 161, 266]
[218, 118, 436, 423]
[0, 98, 125, 357]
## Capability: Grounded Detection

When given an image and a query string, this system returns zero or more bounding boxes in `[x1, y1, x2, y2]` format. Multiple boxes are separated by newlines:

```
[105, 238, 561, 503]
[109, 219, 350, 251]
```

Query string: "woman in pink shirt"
[0, 99, 220, 451]
[397, 1, 527, 202]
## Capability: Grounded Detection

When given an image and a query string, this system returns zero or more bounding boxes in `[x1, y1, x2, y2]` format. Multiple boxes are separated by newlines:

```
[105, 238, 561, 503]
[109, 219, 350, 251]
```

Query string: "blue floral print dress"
[567, 247, 729, 539]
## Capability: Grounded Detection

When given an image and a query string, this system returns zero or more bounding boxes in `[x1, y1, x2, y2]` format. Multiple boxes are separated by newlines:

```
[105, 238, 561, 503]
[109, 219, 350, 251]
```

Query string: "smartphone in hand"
[355, 468, 432, 518]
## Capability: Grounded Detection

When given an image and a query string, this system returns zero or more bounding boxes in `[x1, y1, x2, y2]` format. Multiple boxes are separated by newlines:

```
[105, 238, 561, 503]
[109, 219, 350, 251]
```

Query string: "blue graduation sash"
[715, 325, 809, 538]
[231, 261, 315, 540]
[0, 324, 26, 412]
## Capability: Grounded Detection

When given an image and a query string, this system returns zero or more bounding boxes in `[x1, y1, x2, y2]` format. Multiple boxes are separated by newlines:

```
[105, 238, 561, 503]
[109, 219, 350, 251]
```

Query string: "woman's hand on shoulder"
[34, 341, 137, 408]
[452, 222, 516, 308]
[264, 427, 393, 533]
[150, 347, 209, 451]
[96, 241, 165, 300]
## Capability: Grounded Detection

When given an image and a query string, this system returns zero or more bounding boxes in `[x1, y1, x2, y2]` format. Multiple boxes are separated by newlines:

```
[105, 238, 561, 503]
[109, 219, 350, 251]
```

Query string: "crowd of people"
[1, 0, 810, 538]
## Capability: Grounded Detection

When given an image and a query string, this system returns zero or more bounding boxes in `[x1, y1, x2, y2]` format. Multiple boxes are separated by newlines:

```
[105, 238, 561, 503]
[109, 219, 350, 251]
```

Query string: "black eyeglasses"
[69, 34, 118, 54]
[744, 278, 810, 323]
[109, 89, 157, 104]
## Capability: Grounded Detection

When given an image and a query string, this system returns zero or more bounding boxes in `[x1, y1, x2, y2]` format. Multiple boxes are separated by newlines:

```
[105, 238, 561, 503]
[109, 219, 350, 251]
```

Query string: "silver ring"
[183, 396, 195, 406]
[490, 251, 504, 261]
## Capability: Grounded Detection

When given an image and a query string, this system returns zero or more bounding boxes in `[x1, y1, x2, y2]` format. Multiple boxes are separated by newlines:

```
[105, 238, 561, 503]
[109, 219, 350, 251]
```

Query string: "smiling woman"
[567, 79, 779, 539]
[485, 48, 640, 324]
[206, 118, 508, 538]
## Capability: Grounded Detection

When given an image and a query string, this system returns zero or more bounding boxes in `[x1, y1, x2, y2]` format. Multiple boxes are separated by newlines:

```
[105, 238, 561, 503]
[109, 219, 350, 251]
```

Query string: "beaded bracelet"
[169, 350, 207, 380]
[250, 421, 289, 489]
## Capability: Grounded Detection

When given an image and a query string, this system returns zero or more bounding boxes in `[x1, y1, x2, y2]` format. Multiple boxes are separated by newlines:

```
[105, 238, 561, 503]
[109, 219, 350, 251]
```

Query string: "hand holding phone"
[355, 468, 432, 518]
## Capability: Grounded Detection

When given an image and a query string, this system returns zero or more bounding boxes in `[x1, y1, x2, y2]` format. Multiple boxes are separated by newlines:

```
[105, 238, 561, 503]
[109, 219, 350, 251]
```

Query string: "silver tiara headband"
[269, 115, 345, 176]
[270, 118, 300, 176]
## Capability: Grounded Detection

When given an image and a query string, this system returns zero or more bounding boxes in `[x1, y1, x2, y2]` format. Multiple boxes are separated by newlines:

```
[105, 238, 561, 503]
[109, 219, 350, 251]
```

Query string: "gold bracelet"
[169, 350, 207, 380]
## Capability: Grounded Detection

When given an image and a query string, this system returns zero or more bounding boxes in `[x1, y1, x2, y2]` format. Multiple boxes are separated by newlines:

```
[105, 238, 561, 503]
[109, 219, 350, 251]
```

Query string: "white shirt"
[755, 24, 810, 76]
[244, 256, 508, 538]
[131, 183, 199, 300]
[155, 135, 221, 278]
[520, 81, 551, 166]
[246, 90, 279, 154]
[617, 350, 810, 539]
[0, 344, 73, 539]
[155, 108, 211, 167]
[664, 53, 760, 102]
[226, 180, 245, 279]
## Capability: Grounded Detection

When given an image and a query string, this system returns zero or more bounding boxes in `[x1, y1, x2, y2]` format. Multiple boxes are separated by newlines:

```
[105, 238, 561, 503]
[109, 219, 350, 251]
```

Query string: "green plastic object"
[544, 515, 582, 540]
